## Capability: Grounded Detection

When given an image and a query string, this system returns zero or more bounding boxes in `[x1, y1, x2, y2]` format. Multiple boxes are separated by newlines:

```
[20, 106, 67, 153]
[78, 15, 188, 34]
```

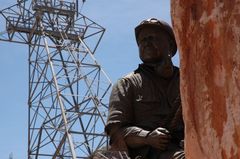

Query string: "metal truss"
[0, 0, 112, 158]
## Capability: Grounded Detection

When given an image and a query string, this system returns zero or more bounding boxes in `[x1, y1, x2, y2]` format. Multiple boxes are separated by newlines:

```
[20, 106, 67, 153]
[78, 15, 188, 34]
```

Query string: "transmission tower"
[0, 0, 112, 158]
[9, 153, 13, 159]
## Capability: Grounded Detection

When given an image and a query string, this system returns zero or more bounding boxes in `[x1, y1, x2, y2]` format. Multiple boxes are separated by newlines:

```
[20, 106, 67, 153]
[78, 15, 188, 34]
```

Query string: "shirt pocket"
[134, 94, 170, 115]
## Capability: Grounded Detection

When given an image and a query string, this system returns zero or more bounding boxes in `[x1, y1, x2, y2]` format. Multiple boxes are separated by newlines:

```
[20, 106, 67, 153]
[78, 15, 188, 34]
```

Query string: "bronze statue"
[105, 18, 185, 159]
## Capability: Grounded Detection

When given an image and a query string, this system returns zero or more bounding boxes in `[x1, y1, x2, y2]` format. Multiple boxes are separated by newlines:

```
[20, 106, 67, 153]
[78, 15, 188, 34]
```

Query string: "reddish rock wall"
[171, 1, 240, 158]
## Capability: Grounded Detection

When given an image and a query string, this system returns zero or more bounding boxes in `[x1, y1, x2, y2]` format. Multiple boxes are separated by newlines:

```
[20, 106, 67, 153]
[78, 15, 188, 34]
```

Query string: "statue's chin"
[142, 58, 162, 63]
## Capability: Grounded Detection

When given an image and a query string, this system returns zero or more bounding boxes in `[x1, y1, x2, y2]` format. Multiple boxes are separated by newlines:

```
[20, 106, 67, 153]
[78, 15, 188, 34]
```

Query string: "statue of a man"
[105, 18, 185, 159]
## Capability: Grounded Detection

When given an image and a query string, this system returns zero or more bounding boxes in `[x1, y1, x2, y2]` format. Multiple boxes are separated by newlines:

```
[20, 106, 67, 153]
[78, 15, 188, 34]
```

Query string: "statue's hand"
[146, 127, 171, 151]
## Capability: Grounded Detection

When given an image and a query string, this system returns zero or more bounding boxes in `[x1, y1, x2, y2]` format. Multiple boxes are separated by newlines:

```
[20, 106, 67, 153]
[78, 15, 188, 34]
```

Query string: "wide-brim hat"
[135, 18, 177, 57]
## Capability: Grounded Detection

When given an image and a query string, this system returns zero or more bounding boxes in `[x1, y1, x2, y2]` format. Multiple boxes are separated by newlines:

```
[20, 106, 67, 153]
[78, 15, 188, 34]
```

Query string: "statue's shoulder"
[174, 65, 179, 70]
[122, 72, 135, 79]
[122, 70, 141, 81]
[173, 66, 180, 77]
[118, 71, 142, 88]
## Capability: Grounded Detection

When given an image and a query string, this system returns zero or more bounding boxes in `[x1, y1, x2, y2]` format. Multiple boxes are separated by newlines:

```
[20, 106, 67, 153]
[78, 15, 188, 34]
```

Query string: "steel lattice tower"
[0, 0, 112, 158]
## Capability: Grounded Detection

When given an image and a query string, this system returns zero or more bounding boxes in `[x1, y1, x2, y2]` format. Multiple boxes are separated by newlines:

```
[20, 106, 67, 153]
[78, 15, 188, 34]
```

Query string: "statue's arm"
[105, 78, 136, 149]
[124, 126, 171, 151]
[123, 126, 150, 148]
[106, 125, 150, 150]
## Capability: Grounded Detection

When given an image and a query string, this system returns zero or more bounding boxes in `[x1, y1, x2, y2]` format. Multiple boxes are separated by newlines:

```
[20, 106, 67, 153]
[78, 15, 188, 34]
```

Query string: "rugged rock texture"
[171, 1, 240, 159]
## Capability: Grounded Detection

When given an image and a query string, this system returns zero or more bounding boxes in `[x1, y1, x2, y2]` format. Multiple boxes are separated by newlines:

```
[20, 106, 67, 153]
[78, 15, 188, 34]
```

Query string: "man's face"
[138, 27, 171, 63]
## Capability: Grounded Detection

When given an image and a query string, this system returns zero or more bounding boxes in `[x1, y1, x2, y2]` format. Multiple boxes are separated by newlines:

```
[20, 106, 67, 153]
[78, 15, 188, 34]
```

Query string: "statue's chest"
[131, 76, 180, 129]
[133, 78, 171, 115]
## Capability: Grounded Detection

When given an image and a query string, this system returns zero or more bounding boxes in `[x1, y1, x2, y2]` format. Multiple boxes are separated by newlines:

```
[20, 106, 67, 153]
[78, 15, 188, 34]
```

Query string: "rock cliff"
[171, 1, 240, 158]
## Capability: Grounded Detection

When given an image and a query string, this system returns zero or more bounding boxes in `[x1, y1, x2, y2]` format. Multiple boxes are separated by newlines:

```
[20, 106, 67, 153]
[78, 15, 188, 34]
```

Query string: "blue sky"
[0, 0, 178, 158]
